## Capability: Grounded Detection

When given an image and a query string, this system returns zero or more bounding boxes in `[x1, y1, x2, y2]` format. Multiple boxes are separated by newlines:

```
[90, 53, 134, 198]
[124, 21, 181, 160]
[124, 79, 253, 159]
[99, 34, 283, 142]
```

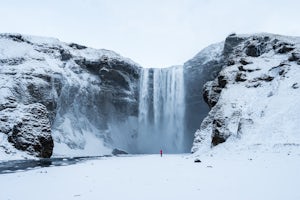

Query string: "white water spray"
[137, 66, 186, 153]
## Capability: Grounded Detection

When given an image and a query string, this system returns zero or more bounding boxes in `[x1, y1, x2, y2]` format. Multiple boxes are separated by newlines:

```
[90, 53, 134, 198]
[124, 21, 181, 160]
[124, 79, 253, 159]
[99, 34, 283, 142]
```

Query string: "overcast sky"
[0, 0, 299, 67]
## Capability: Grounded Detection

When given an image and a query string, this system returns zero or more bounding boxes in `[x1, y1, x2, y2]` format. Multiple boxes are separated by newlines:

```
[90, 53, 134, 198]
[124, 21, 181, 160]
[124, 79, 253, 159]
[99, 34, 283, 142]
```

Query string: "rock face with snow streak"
[0, 33, 140, 158]
[192, 33, 300, 153]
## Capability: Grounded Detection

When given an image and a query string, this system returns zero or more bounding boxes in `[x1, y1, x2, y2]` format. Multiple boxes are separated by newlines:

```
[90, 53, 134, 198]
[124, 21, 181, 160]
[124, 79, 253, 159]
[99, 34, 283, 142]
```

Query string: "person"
[160, 149, 163, 157]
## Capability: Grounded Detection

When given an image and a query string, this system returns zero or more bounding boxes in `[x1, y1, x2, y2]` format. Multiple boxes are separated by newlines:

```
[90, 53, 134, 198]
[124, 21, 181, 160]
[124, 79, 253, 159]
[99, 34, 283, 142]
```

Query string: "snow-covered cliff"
[192, 33, 300, 154]
[0, 33, 140, 158]
[1, 32, 299, 159]
[183, 42, 224, 146]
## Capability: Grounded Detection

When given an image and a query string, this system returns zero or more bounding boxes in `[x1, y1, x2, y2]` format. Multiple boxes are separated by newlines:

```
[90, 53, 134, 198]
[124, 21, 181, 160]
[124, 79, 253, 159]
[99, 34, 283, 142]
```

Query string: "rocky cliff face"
[192, 33, 300, 153]
[0, 33, 225, 159]
[2, 32, 298, 158]
[0, 33, 140, 158]
[183, 42, 224, 147]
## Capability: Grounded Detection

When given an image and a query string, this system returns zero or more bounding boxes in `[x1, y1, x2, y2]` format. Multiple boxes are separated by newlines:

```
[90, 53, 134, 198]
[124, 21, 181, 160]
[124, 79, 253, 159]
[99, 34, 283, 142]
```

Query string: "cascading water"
[137, 66, 186, 153]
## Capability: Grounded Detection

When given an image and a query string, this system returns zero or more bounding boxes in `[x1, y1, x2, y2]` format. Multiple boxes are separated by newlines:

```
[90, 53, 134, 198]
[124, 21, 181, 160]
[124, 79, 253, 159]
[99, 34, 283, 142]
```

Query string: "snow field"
[0, 152, 299, 200]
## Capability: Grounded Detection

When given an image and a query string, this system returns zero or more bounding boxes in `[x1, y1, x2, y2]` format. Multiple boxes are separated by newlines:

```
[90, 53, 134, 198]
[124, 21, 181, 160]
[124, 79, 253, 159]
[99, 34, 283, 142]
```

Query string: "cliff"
[0, 33, 140, 158]
[192, 33, 300, 154]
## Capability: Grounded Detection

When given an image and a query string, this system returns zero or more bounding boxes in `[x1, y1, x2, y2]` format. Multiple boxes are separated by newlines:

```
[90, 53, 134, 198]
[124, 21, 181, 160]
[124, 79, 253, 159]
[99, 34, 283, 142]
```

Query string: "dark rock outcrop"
[239, 58, 252, 65]
[235, 72, 247, 82]
[112, 148, 128, 155]
[68, 43, 87, 50]
[223, 35, 245, 57]
[292, 83, 299, 89]
[7, 104, 53, 158]
[203, 80, 222, 108]
[0, 103, 53, 158]
[211, 118, 227, 146]
[288, 52, 300, 62]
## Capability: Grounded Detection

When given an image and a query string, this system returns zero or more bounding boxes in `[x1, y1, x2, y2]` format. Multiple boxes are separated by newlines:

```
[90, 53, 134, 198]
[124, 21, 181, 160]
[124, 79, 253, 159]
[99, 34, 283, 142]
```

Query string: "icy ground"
[0, 148, 300, 200]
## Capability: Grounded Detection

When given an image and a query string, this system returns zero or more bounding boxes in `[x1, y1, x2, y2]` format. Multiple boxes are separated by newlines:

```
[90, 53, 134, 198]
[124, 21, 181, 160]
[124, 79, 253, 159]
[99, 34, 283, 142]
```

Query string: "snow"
[53, 118, 112, 157]
[0, 33, 141, 67]
[193, 41, 224, 63]
[0, 151, 299, 200]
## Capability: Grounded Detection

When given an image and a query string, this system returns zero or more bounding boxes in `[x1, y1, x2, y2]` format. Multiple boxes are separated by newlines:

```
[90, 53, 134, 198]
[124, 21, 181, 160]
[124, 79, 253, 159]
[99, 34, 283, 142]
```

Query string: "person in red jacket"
[160, 149, 163, 157]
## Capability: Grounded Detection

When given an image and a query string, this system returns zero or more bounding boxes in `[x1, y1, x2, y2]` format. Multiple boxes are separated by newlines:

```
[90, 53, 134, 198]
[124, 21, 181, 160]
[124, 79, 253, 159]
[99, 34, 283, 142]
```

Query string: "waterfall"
[137, 66, 186, 153]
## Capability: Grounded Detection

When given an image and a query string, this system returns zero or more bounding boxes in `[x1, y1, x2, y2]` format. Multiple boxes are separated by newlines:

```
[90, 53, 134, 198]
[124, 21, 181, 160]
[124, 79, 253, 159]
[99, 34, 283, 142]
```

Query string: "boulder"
[288, 52, 300, 62]
[112, 148, 128, 155]
[292, 83, 299, 89]
[239, 58, 252, 65]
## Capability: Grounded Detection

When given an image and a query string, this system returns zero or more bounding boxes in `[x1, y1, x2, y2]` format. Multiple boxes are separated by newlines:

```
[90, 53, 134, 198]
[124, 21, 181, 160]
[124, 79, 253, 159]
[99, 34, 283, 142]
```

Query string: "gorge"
[0, 33, 220, 158]
[1, 32, 299, 159]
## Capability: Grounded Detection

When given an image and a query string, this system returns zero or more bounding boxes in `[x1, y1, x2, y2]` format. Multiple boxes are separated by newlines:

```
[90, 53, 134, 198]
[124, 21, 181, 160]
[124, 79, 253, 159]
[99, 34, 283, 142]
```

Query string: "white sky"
[0, 0, 299, 68]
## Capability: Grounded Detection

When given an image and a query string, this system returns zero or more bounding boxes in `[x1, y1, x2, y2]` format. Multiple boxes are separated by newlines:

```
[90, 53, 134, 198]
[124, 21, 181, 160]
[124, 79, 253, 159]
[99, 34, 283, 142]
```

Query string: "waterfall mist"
[137, 66, 187, 153]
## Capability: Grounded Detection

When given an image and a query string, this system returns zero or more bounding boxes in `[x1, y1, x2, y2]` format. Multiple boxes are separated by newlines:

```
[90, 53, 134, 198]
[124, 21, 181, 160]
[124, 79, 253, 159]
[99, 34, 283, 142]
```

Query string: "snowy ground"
[0, 149, 300, 200]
